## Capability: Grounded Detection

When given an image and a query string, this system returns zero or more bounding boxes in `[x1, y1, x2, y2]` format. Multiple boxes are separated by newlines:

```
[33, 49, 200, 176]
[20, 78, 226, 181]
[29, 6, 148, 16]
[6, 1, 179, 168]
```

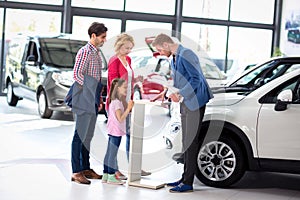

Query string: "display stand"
[127, 100, 166, 190]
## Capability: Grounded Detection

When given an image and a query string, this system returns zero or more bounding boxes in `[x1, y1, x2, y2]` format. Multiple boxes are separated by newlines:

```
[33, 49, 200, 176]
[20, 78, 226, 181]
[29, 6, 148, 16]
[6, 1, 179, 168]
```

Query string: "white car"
[165, 57, 300, 146]
[165, 68, 300, 188]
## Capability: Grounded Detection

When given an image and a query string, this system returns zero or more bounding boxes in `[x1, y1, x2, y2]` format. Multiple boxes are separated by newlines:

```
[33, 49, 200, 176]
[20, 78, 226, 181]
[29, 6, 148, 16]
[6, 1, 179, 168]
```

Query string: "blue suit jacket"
[172, 45, 213, 111]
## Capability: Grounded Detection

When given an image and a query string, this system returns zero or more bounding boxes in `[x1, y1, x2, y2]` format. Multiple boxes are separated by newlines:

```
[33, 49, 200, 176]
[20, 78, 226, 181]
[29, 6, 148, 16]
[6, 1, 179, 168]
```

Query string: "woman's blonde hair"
[114, 33, 135, 52]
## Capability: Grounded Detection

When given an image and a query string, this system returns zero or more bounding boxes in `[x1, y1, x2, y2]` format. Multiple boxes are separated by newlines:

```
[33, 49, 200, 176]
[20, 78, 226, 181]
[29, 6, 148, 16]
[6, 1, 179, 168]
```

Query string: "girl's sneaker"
[107, 174, 125, 185]
[102, 173, 108, 183]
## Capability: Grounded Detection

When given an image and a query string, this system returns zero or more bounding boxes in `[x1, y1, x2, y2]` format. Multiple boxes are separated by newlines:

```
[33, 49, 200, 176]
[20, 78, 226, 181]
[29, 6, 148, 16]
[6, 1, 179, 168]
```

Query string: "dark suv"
[4, 34, 107, 118]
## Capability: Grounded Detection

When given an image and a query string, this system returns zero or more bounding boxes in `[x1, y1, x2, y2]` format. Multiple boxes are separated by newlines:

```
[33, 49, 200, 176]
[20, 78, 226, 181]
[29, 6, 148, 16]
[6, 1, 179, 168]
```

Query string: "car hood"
[207, 79, 228, 88]
[207, 92, 246, 107]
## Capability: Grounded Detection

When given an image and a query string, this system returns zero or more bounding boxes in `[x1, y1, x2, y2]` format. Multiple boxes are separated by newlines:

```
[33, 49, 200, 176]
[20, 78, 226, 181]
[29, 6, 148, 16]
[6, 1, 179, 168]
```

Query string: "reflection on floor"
[0, 96, 300, 200]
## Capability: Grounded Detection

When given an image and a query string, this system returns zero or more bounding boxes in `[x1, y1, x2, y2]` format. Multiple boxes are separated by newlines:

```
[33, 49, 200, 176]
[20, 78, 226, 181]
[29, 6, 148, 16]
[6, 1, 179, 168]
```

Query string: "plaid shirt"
[73, 42, 102, 85]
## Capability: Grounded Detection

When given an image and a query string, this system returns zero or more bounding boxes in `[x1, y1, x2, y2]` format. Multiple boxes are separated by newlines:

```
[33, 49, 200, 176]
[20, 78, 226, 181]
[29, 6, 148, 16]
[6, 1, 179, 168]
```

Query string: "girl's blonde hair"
[114, 33, 135, 52]
[109, 78, 126, 104]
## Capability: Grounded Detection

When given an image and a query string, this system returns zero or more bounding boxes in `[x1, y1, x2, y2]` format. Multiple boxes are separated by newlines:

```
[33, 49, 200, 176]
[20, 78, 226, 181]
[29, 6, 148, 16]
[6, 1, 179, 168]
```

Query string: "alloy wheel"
[198, 141, 236, 182]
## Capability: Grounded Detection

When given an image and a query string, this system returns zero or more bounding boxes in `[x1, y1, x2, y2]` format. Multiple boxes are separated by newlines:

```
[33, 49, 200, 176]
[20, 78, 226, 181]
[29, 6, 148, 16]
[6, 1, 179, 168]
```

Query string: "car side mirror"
[274, 89, 293, 111]
[26, 55, 37, 66]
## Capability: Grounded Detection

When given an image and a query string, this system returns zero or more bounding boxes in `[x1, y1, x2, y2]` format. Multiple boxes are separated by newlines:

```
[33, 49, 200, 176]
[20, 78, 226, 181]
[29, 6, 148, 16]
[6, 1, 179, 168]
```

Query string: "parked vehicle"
[166, 69, 300, 188]
[165, 57, 300, 148]
[198, 68, 300, 187]
[287, 28, 300, 43]
[4, 34, 107, 118]
[0, 39, 10, 92]
[130, 50, 172, 100]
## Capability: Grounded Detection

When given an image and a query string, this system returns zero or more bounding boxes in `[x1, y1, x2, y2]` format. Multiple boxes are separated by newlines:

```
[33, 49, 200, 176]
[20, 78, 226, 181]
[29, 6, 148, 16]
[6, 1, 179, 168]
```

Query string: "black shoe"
[172, 152, 184, 164]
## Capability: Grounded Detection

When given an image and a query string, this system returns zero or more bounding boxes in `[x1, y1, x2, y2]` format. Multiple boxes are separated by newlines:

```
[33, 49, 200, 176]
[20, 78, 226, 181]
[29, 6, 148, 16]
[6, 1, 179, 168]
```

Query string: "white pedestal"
[127, 100, 166, 190]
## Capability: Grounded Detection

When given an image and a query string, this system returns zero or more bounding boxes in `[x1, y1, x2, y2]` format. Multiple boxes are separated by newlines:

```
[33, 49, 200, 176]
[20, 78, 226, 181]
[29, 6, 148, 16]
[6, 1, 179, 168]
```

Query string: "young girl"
[102, 78, 134, 185]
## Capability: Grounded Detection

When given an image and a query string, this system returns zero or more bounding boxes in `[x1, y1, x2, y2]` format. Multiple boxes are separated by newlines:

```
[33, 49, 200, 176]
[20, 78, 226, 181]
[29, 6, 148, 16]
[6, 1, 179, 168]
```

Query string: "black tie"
[172, 55, 176, 67]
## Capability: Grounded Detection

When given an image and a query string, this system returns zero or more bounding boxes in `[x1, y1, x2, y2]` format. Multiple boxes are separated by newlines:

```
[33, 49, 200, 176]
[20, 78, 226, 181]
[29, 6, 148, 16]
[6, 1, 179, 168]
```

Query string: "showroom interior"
[0, 0, 300, 199]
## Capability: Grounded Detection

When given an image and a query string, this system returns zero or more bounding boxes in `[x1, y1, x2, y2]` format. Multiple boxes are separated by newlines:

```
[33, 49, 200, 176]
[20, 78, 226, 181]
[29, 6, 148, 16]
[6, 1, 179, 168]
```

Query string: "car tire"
[196, 136, 246, 188]
[38, 90, 53, 119]
[133, 88, 142, 100]
[6, 81, 19, 106]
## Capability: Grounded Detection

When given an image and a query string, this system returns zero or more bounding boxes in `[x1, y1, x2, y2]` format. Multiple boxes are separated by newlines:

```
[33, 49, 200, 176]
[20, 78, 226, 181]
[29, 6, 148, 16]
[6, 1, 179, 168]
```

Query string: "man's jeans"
[71, 113, 97, 173]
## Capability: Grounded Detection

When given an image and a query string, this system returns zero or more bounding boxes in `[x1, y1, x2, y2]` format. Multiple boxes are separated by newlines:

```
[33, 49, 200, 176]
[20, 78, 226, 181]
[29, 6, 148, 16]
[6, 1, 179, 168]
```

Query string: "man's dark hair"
[88, 22, 108, 38]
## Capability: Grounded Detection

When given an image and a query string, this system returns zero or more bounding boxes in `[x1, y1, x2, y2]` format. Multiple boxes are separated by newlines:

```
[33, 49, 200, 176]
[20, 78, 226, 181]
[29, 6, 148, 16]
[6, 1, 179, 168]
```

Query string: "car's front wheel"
[196, 137, 246, 188]
[6, 81, 19, 106]
[38, 90, 53, 119]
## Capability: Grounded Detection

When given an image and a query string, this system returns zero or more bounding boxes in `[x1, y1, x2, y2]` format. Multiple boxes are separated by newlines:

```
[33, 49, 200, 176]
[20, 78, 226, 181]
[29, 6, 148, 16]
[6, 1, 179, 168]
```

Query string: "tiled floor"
[0, 96, 300, 200]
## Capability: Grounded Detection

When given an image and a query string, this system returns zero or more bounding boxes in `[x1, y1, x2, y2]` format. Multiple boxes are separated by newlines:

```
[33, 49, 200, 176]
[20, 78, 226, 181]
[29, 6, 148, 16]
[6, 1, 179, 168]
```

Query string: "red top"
[106, 55, 134, 111]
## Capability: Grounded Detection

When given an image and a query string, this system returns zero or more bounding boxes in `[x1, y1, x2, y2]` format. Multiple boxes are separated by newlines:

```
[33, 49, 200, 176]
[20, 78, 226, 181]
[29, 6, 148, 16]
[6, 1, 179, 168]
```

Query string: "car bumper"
[44, 81, 71, 112]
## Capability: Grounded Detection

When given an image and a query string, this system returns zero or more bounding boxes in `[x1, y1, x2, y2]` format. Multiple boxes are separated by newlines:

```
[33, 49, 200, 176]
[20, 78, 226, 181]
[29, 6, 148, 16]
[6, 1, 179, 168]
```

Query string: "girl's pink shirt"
[107, 99, 126, 136]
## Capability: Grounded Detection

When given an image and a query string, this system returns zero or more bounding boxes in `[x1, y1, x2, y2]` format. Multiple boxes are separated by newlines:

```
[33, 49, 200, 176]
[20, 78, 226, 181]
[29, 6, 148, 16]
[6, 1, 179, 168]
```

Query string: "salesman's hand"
[169, 93, 180, 102]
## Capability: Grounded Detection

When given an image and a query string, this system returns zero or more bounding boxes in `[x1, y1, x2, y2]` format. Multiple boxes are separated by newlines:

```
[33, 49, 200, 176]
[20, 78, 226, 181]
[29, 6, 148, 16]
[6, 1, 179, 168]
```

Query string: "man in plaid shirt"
[71, 22, 108, 185]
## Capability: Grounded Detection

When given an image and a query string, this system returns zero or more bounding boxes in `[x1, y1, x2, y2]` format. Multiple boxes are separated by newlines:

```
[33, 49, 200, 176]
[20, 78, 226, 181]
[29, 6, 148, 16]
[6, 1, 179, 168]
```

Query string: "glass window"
[6, 9, 61, 37]
[181, 23, 228, 63]
[230, 0, 275, 24]
[72, 16, 121, 40]
[0, 8, 3, 56]
[0, 8, 4, 92]
[227, 27, 273, 69]
[8, 0, 62, 5]
[72, 0, 124, 10]
[181, 23, 227, 80]
[126, 20, 172, 32]
[0, 10, 2, 41]
[39, 37, 87, 68]
[183, 0, 229, 20]
[280, 0, 300, 56]
[125, 20, 172, 52]
[125, 0, 175, 15]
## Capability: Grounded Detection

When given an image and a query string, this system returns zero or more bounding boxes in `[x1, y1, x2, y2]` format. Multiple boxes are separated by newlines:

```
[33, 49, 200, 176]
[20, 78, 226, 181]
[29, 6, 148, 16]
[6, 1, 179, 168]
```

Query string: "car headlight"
[52, 72, 73, 87]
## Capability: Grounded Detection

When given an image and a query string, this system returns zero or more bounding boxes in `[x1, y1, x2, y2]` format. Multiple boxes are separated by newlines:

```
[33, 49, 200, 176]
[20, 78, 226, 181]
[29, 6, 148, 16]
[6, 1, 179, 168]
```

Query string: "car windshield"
[227, 59, 300, 94]
[233, 60, 277, 86]
[39, 38, 86, 68]
[200, 58, 227, 80]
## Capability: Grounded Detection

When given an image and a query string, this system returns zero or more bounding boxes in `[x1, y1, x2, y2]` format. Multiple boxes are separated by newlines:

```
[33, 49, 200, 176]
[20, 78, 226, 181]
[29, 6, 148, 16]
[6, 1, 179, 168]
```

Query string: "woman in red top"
[106, 33, 135, 110]
[106, 33, 150, 180]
